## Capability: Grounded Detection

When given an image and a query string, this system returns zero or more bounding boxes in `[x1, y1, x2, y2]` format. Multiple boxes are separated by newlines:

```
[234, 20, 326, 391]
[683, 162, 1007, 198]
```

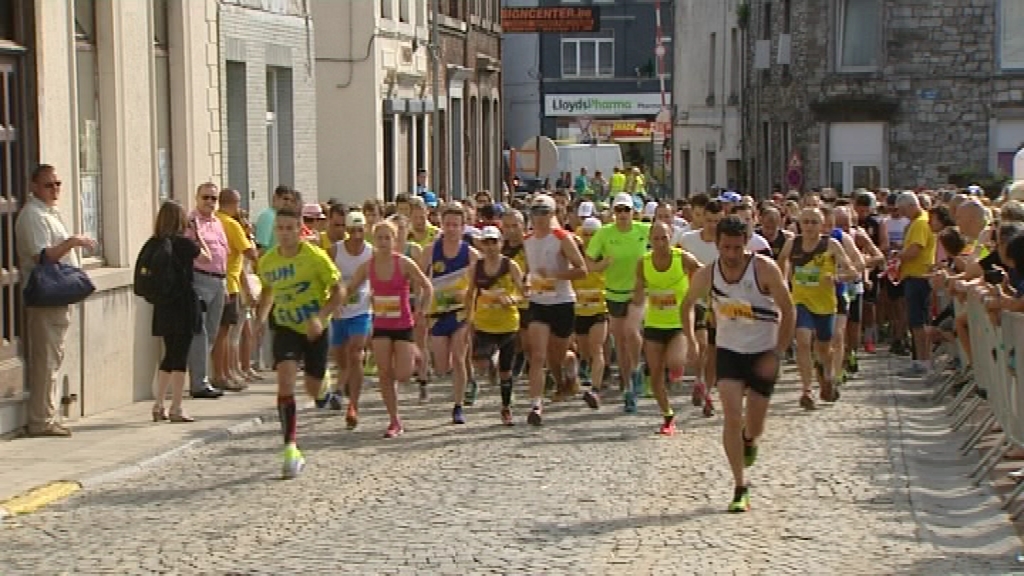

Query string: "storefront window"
[75, 0, 102, 258]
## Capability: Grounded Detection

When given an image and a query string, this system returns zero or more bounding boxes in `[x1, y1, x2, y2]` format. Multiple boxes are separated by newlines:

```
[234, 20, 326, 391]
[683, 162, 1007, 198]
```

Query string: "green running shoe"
[728, 487, 750, 513]
[282, 445, 305, 480]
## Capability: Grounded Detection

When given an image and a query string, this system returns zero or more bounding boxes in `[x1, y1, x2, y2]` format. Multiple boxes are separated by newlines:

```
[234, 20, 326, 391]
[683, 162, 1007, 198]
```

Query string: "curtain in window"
[1003, 0, 1024, 68]
[840, 0, 879, 68]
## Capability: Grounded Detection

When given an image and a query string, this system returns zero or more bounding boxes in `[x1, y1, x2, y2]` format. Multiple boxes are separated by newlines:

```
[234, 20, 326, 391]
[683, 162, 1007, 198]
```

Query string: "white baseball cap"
[578, 201, 595, 218]
[531, 194, 556, 211]
[581, 217, 602, 233]
[643, 201, 658, 218]
[612, 193, 633, 208]
[480, 225, 502, 240]
[345, 211, 366, 227]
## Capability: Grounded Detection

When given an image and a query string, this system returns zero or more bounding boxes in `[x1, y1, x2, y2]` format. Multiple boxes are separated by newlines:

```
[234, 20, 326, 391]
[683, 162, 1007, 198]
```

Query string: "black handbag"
[23, 249, 95, 307]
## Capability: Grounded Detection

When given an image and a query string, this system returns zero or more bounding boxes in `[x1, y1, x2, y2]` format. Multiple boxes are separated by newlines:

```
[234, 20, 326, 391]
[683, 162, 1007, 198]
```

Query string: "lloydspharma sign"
[544, 94, 669, 117]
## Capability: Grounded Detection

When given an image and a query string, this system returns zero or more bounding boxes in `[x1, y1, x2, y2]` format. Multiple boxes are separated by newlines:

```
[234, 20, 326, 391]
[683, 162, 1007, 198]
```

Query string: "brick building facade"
[746, 0, 1024, 196]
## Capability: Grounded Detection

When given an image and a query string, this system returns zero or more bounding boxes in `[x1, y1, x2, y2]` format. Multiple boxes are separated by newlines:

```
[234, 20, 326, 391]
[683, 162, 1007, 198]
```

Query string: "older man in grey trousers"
[186, 183, 229, 399]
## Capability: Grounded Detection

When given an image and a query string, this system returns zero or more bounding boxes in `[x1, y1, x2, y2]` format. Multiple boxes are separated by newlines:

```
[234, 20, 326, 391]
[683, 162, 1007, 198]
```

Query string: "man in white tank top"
[682, 215, 795, 514]
[522, 194, 588, 426]
[326, 211, 374, 427]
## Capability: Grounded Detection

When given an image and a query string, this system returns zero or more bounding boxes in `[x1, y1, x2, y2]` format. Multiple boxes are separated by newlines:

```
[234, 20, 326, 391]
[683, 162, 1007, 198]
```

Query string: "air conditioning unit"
[754, 40, 771, 70]
[777, 34, 792, 65]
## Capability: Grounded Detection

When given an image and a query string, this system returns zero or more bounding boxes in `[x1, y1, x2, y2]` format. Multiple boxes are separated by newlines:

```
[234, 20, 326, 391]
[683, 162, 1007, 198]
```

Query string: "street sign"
[501, 7, 600, 33]
[519, 136, 559, 177]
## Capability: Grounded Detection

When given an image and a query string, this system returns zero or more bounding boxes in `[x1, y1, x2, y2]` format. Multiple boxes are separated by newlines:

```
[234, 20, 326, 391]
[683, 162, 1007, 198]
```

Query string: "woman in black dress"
[151, 200, 210, 423]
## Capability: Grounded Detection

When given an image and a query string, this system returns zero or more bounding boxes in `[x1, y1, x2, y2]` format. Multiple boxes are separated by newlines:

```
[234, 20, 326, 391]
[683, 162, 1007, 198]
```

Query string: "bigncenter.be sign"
[545, 94, 669, 117]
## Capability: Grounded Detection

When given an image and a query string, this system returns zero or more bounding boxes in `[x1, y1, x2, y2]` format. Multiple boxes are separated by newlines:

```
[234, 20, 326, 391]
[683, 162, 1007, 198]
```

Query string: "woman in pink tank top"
[346, 220, 432, 438]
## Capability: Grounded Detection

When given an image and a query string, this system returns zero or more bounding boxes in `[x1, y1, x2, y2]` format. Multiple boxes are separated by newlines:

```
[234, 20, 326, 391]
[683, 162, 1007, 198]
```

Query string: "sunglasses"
[530, 206, 552, 215]
[44, 181, 62, 189]
[201, 195, 217, 201]
[614, 206, 632, 213]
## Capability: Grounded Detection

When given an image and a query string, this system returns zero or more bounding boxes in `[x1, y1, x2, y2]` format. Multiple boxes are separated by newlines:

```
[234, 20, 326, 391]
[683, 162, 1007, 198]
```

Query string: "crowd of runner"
[237, 181, 1024, 513]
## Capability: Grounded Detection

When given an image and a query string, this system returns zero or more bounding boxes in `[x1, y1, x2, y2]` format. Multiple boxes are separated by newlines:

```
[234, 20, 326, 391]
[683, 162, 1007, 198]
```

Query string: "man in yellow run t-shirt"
[896, 192, 936, 378]
[257, 207, 345, 480]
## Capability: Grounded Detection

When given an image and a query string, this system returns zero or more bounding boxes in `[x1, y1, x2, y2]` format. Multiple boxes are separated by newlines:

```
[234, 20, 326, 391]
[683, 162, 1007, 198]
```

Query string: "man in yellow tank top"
[777, 208, 856, 410]
[633, 222, 702, 436]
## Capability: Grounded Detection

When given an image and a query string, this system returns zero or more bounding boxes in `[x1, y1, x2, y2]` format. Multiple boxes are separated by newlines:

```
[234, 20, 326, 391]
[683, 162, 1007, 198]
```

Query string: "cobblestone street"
[1, 354, 1020, 575]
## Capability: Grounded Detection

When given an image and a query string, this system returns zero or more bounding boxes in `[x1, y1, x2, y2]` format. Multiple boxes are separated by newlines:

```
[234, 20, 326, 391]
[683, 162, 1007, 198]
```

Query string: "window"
[729, 28, 739, 101]
[836, 0, 879, 71]
[75, 0, 102, 258]
[561, 36, 614, 78]
[707, 32, 716, 102]
[783, 0, 791, 33]
[381, 0, 393, 20]
[681, 149, 691, 196]
[1001, 0, 1024, 69]
[153, 0, 172, 203]
[762, 1, 771, 40]
[782, 121, 791, 174]
[399, 0, 409, 23]
[416, 0, 425, 27]
[705, 151, 717, 190]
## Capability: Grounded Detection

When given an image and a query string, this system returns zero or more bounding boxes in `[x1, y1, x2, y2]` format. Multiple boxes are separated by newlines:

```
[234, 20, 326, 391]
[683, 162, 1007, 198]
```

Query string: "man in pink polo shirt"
[186, 182, 230, 399]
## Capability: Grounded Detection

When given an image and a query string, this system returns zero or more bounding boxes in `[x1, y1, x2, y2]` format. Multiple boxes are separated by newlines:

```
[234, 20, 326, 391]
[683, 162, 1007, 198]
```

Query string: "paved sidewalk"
[0, 376, 284, 509]
[1, 351, 1021, 573]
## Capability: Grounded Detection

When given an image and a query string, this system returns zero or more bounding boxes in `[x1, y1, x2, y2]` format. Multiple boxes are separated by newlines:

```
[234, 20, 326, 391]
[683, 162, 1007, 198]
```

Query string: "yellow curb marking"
[0, 481, 81, 516]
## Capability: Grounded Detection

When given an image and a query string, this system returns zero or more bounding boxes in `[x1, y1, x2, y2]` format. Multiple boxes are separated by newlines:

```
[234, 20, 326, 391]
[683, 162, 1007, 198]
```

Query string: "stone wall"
[749, 0, 1024, 193]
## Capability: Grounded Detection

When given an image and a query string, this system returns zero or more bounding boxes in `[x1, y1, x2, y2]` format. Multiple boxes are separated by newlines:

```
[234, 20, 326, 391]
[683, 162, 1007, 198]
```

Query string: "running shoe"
[282, 445, 305, 480]
[728, 486, 750, 513]
[668, 367, 685, 384]
[465, 379, 479, 406]
[527, 405, 543, 426]
[328, 393, 344, 411]
[800, 391, 816, 410]
[743, 431, 758, 468]
[691, 380, 707, 407]
[315, 391, 333, 409]
[384, 421, 404, 439]
[418, 379, 429, 403]
[846, 352, 859, 374]
[501, 406, 514, 426]
[623, 391, 638, 414]
[864, 340, 877, 354]
[345, 405, 359, 430]
[658, 416, 676, 436]
[363, 354, 378, 376]
[703, 395, 716, 418]
[582, 389, 600, 409]
[452, 405, 466, 425]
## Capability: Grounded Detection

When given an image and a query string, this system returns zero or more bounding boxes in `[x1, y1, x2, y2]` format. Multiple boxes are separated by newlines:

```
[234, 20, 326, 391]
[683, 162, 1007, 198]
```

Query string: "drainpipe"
[431, 0, 441, 196]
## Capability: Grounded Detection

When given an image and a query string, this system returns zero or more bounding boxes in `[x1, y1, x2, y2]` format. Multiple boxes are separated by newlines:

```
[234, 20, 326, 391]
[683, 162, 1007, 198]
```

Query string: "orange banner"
[592, 120, 655, 139]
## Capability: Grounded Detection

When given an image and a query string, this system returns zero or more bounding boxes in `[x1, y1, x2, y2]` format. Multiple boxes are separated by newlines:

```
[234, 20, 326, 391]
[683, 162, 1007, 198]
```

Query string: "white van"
[554, 144, 623, 181]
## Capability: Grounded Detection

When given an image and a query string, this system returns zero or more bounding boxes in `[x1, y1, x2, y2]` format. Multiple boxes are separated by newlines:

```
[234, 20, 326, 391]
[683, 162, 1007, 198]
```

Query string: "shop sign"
[592, 120, 655, 139]
[501, 7, 600, 33]
[545, 93, 669, 117]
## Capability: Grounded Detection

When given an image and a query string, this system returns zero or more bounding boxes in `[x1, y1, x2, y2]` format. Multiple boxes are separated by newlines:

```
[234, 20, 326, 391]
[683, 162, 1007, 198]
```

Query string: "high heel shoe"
[169, 410, 194, 423]
[152, 406, 168, 422]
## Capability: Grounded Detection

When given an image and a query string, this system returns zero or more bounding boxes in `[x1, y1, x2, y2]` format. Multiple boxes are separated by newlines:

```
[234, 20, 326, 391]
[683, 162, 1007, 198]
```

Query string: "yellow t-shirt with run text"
[901, 212, 936, 279]
[258, 242, 340, 334]
[216, 211, 253, 295]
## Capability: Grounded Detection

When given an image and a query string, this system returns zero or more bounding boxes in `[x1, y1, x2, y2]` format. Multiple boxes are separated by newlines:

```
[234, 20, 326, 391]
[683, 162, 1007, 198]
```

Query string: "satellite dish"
[519, 136, 559, 177]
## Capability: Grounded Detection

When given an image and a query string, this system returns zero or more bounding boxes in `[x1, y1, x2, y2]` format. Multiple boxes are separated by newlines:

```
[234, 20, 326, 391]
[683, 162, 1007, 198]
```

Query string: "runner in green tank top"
[633, 222, 702, 435]
[586, 193, 651, 411]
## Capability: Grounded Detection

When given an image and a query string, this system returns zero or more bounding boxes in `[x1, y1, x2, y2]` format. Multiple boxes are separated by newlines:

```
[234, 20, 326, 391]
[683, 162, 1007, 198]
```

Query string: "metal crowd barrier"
[946, 291, 1024, 517]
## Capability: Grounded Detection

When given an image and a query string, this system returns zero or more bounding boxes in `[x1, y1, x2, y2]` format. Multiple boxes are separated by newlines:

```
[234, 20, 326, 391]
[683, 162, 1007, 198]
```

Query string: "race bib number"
[373, 295, 401, 318]
[577, 289, 604, 309]
[793, 265, 821, 287]
[478, 289, 507, 309]
[716, 298, 754, 323]
[532, 276, 556, 295]
[434, 288, 463, 311]
[648, 290, 678, 311]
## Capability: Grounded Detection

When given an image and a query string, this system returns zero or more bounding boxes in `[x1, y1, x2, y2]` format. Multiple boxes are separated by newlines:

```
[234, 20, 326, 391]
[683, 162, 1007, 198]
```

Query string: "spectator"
[255, 185, 295, 253]
[15, 164, 95, 437]
[212, 188, 258, 391]
[185, 183, 229, 399]
[896, 192, 936, 377]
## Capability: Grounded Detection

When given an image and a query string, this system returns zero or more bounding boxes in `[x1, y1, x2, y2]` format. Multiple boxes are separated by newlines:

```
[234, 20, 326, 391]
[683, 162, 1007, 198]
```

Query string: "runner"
[777, 207, 856, 409]
[523, 194, 588, 425]
[852, 192, 888, 352]
[327, 211, 373, 427]
[423, 203, 479, 424]
[585, 192, 651, 413]
[634, 222, 702, 436]
[682, 215, 795, 513]
[390, 214, 428, 396]
[501, 209, 531, 379]
[467, 226, 526, 425]
[573, 216, 608, 408]
[345, 220, 433, 438]
[256, 207, 346, 478]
